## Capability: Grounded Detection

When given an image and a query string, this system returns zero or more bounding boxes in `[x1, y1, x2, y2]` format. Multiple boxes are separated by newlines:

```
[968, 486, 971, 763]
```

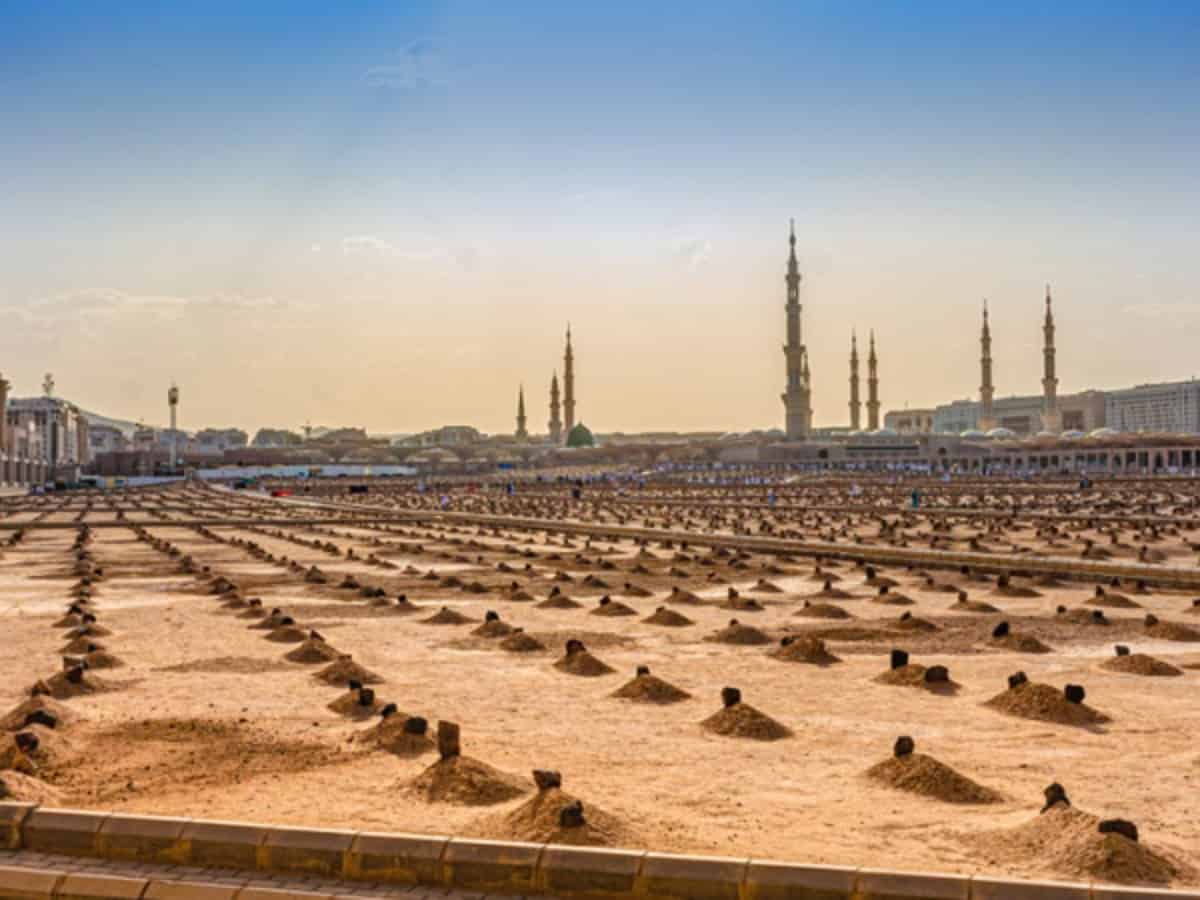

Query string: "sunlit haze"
[2, 2, 1198, 434]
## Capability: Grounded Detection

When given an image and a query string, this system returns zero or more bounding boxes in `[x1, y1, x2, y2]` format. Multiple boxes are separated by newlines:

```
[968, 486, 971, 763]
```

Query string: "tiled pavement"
[0, 850, 550, 899]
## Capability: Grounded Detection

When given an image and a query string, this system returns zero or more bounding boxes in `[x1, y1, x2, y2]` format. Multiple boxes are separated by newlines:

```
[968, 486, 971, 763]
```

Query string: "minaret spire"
[563, 325, 576, 438]
[1041, 284, 1061, 433]
[548, 372, 563, 445]
[979, 299, 996, 432]
[781, 219, 812, 439]
[515, 385, 528, 440]
[848, 330, 861, 431]
[866, 329, 880, 431]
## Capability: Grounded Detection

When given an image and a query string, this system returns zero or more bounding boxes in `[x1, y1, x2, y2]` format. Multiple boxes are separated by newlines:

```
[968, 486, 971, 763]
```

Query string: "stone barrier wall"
[2, 803, 1197, 900]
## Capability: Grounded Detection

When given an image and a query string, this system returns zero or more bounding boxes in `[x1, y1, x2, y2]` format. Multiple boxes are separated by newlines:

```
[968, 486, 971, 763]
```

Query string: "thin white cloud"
[362, 39, 448, 90]
[674, 237, 712, 270]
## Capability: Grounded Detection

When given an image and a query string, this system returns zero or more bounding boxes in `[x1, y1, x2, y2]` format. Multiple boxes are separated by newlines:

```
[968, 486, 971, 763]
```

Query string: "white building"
[1104, 380, 1200, 434]
[6, 397, 91, 468]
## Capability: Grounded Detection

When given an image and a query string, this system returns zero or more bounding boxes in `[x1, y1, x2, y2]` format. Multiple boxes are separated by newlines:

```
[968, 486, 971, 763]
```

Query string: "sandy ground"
[2, 484, 1199, 888]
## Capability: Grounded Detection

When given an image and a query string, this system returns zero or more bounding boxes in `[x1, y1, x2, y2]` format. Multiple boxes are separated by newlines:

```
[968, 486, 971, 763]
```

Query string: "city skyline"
[2, 2, 1199, 434]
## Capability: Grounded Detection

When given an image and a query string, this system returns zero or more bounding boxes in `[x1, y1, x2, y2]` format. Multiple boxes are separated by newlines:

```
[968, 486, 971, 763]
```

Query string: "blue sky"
[1, 2, 1198, 432]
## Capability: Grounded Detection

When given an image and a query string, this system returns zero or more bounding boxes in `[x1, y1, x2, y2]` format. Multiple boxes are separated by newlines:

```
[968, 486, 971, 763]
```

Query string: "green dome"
[566, 423, 595, 448]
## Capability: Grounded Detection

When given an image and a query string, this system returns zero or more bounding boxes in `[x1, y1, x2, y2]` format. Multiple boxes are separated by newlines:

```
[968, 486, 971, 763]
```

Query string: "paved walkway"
[0, 849, 544, 899]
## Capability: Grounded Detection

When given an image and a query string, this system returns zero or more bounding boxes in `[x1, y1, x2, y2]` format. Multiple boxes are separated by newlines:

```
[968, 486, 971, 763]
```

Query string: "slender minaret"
[1041, 284, 1061, 433]
[548, 373, 563, 444]
[515, 385, 528, 440]
[0, 371, 10, 455]
[563, 325, 575, 436]
[866, 330, 880, 431]
[780, 219, 812, 439]
[848, 330, 861, 431]
[978, 300, 996, 432]
[167, 383, 180, 470]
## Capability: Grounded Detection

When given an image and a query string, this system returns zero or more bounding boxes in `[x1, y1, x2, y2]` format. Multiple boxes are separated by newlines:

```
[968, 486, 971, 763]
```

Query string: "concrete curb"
[1, 803, 1199, 900]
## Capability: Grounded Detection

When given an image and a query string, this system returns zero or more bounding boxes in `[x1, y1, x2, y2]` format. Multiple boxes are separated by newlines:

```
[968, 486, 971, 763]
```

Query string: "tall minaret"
[848, 331, 861, 431]
[866, 330, 880, 431]
[548, 373, 563, 444]
[780, 219, 812, 439]
[563, 325, 576, 436]
[979, 300, 996, 432]
[515, 385, 528, 440]
[1041, 284, 1061, 433]
[0, 371, 10, 454]
[167, 383, 180, 470]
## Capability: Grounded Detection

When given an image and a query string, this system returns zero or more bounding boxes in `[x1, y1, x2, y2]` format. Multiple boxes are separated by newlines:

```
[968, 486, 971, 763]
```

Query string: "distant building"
[6, 397, 91, 469]
[88, 424, 128, 455]
[884, 408, 935, 435]
[1104, 379, 1200, 434]
[400, 426, 482, 448]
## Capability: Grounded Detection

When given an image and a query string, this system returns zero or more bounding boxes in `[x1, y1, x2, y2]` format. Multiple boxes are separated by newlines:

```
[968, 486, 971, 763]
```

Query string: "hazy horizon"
[2, 2, 1198, 435]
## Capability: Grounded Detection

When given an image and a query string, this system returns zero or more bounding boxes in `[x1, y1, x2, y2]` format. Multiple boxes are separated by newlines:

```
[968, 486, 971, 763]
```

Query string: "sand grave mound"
[265, 624, 307, 643]
[285, 637, 342, 664]
[553, 644, 615, 677]
[794, 601, 852, 620]
[965, 803, 1189, 885]
[701, 691, 791, 741]
[867, 752, 1002, 804]
[472, 784, 636, 847]
[814, 585, 856, 600]
[875, 663, 958, 694]
[611, 669, 691, 704]
[356, 715, 435, 757]
[422, 607, 477, 625]
[82, 650, 123, 669]
[31, 669, 108, 700]
[590, 598, 637, 617]
[706, 620, 771, 646]
[0, 696, 77, 733]
[1100, 653, 1183, 677]
[951, 597, 999, 613]
[990, 632, 1053, 654]
[327, 688, 384, 718]
[871, 590, 915, 606]
[1088, 590, 1141, 609]
[771, 636, 841, 666]
[499, 630, 547, 653]
[314, 656, 384, 686]
[801, 626, 894, 643]
[473, 617, 516, 638]
[0, 725, 74, 773]
[1057, 608, 1109, 626]
[0, 771, 64, 804]
[404, 755, 527, 806]
[894, 614, 939, 632]
[984, 681, 1110, 727]
[666, 588, 705, 605]
[643, 607, 694, 627]
[1145, 619, 1200, 642]
[403, 734, 525, 806]
[537, 594, 583, 610]
[61, 636, 106, 655]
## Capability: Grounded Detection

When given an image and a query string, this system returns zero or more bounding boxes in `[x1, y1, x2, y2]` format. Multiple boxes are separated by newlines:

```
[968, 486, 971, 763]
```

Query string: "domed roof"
[566, 422, 596, 448]
[961, 429, 986, 438]
[1035, 430, 1057, 438]
[986, 427, 1017, 439]
[1089, 427, 1119, 438]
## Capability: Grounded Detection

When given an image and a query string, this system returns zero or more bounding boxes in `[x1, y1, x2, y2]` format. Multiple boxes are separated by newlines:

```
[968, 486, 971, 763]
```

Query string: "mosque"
[766, 222, 1200, 473]
[514, 327, 593, 448]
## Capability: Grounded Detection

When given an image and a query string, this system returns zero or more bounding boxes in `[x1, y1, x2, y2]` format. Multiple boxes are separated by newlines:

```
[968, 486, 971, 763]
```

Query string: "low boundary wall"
[1, 803, 1196, 900]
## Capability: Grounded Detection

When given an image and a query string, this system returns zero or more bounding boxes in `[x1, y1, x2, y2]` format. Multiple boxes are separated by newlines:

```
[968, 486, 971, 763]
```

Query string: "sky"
[1, 2, 1198, 435]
